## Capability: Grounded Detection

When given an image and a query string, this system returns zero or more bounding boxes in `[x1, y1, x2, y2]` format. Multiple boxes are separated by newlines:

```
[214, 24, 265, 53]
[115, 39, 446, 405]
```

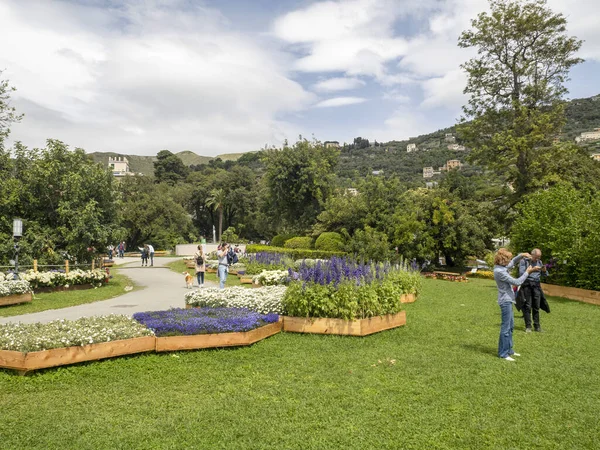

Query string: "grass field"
[167, 260, 250, 288]
[0, 278, 599, 449]
[0, 272, 140, 318]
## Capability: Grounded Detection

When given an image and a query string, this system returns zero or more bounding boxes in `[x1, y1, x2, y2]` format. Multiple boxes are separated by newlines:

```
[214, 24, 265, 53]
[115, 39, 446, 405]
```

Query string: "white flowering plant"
[0, 280, 33, 297]
[184, 286, 287, 314]
[0, 315, 154, 353]
[17, 269, 108, 289]
[252, 270, 290, 286]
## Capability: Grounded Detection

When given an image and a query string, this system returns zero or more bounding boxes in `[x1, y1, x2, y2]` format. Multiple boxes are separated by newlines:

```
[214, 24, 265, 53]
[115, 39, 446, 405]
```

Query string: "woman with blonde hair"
[493, 248, 540, 361]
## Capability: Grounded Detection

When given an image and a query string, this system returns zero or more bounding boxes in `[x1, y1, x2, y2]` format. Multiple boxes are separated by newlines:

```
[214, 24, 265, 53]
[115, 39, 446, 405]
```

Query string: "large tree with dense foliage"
[458, 0, 584, 203]
[153, 150, 189, 185]
[262, 139, 339, 233]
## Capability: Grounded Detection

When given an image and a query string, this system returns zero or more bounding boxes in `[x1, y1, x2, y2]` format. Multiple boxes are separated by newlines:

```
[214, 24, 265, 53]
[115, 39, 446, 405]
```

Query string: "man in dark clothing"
[518, 248, 548, 332]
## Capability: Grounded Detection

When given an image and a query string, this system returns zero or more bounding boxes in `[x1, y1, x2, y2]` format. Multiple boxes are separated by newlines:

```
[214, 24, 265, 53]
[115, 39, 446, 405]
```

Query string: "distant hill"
[88, 150, 249, 175]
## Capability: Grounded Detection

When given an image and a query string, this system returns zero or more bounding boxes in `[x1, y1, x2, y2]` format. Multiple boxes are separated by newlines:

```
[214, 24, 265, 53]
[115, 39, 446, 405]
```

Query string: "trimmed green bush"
[271, 234, 296, 248]
[245, 244, 345, 260]
[315, 232, 344, 252]
[284, 237, 313, 249]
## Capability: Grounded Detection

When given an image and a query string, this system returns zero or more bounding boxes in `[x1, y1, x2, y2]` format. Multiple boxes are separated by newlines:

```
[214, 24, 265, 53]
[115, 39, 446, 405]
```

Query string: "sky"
[1, 0, 599, 157]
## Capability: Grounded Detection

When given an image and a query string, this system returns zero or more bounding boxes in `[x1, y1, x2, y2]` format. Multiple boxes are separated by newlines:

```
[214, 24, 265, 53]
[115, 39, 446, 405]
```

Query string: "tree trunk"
[218, 208, 223, 242]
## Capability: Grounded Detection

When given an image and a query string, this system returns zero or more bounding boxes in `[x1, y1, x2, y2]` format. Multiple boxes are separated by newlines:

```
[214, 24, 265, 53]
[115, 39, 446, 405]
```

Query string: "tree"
[205, 188, 226, 242]
[0, 71, 23, 146]
[153, 150, 189, 185]
[262, 139, 339, 233]
[458, 0, 583, 203]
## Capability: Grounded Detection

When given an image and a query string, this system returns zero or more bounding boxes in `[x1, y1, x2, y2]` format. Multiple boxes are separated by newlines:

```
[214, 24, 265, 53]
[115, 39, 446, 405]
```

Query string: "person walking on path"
[139, 245, 149, 267]
[118, 241, 125, 258]
[217, 242, 229, 289]
[519, 248, 548, 333]
[493, 248, 540, 361]
[107, 244, 114, 260]
[147, 243, 155, 267]
[194, 245, 206, 288]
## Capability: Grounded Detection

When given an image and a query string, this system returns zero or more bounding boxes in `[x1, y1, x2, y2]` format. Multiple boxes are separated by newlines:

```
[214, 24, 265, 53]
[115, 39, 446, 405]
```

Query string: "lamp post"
[13, 218, 22, 279]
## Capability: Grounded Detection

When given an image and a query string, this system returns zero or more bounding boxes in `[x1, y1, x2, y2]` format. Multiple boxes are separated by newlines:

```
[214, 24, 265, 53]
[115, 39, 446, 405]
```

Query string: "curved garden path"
[0, 257, 216, 324]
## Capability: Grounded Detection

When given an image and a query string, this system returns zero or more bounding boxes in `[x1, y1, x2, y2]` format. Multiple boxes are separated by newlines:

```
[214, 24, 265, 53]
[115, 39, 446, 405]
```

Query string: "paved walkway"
[0, 257, 217, 324]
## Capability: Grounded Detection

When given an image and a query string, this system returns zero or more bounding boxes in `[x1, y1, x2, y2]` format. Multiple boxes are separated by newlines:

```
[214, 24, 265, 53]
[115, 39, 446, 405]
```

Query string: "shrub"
[284, 237, 314, 249]
[133, 308, 278, 336]
[468, 270, 494, 280]
[315, 232, 344, 252]
[0, 315, 154, 353]
[184, 286, 287, 314]
[271, 234, 296, 248]
[252, 270, 290, 286]
[245, 244, 346, 260]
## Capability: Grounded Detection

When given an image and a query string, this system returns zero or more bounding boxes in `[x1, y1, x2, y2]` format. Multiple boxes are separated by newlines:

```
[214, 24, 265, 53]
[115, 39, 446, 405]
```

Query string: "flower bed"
[245, 252, 291, 275]
[283, 311, 406, 336]
[133, 307, 281, 352]
[0, 316, 155, 373]
[284, 258, 421, 320]
[16, 269, 109, 290]
[184, 286, 286, 314]
[466, 270, 494, 280]
[0, 280, 34, 306]
[252, 270, 290, 286]
[423, 272, 469, 282]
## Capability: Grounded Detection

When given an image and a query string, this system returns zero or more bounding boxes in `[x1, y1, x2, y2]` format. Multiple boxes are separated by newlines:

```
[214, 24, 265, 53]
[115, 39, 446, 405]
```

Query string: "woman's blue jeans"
[498, 301, 515, 358]
[217, 265, 227, 289]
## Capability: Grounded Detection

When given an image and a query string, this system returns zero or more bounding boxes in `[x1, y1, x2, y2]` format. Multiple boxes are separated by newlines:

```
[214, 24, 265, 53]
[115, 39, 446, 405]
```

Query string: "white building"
[324, 141, 340, 148]
[592, 153, 600, 162]
[445, 133, 456, 143]
[108, 156, 134, 177]
[372, 170, 383, 176]
[345, 188, 359, 196]
[423, 167, 434, 178]
[407, 143, 417, 153]
[576, 128, 600, 142]
[440, 160, 462, 172]
[425, 181, 438, 189]
[447, 144, 466, 151]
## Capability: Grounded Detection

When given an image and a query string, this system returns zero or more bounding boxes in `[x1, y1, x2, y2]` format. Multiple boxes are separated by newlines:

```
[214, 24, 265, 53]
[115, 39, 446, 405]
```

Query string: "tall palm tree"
[205, 188, 226, 242]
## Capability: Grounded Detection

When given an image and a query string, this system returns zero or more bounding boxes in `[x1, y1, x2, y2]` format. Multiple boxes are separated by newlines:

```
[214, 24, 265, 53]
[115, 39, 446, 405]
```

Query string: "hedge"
[315, 232, 344, 252]
[283, 237, 313, 249]
[245, 244, 346, 260]
[271, 234, 296, 248]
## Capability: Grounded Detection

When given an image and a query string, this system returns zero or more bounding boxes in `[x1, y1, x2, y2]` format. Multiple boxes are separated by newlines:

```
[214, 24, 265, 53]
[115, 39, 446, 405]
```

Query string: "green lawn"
[0, 278, 599, 449]
[166, 260, 250, 288]
[0, 272, 140, 317]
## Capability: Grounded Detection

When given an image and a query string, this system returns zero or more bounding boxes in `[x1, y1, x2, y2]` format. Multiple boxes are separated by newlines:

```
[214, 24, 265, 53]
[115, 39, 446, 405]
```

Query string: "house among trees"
[407, 143, 417, 152]
[447, 144, 466, 151]
[324, 141, 340, 148]
[575, 128, 600, 142]
[445, 133, 456, 143]
[423, 167, 434, 178]
[344, 188, 359, 196]
[440, 160, 462, 172]
[108, 156, 134, 177]
[592, 153, 600, 162]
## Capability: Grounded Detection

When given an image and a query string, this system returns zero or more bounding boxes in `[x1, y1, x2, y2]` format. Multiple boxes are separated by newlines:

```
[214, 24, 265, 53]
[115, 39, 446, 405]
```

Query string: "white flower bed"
[184, 286, 287, 314]
[0, 315, 154, 353]
[252, 270, 289, 286]
[0, 280, 33, 297]
[17, 269, 107, 288]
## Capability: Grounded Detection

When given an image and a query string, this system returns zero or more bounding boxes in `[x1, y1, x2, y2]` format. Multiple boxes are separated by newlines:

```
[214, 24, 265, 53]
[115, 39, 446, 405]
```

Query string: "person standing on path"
[217, 242, 229, 289]
[139, 245, 148, 267]
[493, 248, 539, 361]
[519, 248, 548, 333]
[194, 245, 206, 288]
[147, 243, 155, 267]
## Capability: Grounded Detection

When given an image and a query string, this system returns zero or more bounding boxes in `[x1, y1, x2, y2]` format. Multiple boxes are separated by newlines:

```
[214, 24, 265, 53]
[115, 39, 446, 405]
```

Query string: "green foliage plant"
[283, 237, 313, 249]
[271, 234, 296, 248]
[315, 232, 344, 252]
[245, 245, 346, 261]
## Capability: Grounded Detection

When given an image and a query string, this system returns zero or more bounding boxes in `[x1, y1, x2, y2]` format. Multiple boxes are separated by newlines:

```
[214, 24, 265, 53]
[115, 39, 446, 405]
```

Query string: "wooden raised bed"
[0, 336, 156, 374]
[541, 283, 600, 306]
[33, 283, 100, 294]
[400, 293, 416, 303]
[283, 311, 406, 336]
[240, 276, 253, 284]
[155, 321, 282, 352]
[0, 292, 33, 307]
[206, 268, 217, 274]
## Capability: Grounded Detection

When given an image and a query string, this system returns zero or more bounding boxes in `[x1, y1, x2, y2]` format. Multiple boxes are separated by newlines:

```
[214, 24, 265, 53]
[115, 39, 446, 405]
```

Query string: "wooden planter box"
[0, 292, 33, 307]
[0, 336, 156, 374]
[33, 283, 100, 294]
[155, 321, 282, 352]
[206, 268, 217, 274]
[185, 262, 196, 269]
[400, 293, 416, 303]
[541, 283, 600, 306]
[240, 277, 253, 284]
[282, 311, 406, 336]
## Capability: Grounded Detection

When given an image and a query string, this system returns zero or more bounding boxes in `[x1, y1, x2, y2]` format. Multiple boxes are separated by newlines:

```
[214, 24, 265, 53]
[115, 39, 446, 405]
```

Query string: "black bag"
[196, 254, 204, 265]
[227, 248, 238, 265]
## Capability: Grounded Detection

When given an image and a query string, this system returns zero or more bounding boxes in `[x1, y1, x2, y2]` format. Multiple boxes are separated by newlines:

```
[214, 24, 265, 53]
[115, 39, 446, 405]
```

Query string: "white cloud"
[312, 77, 366, 92]
[314, 97, 367, 108]
[0, 0, 313, 155]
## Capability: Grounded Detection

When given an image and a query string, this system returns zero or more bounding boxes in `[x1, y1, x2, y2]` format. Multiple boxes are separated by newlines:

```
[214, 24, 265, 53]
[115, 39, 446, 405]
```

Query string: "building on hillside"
[324, 141, 340, 148]
[592, 153, 600, 162]
[445, 133, 456, 143]
[108, 156, 134, 177]
[447, 144, 466, 151]
[345, 188, 359, 196]
[440, 159, 462, 172]
[425, 181, 438, 189]
[407, 143, 417, 153]
[423, 167, 434, 178]
[576, 128, 600, 143]
[372, 170, 383, 176]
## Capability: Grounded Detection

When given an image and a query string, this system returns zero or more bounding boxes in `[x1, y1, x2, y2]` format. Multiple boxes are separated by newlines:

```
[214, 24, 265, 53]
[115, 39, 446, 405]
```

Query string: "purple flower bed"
[290, 256, 392, 286]
[133, 308, 279, 337]
[249, 252, 286, 266]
